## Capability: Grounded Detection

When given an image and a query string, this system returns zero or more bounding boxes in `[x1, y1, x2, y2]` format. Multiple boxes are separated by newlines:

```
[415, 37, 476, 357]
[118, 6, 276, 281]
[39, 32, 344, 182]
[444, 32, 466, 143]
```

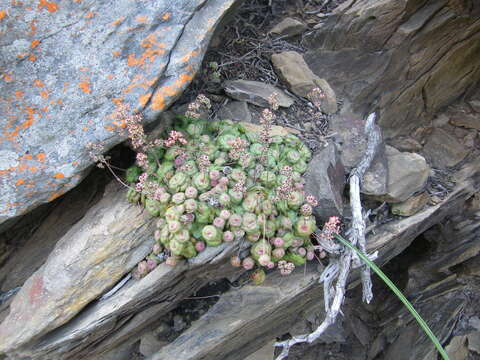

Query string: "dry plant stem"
[274, 113, 380, 359]
[350, 112, 382, 303]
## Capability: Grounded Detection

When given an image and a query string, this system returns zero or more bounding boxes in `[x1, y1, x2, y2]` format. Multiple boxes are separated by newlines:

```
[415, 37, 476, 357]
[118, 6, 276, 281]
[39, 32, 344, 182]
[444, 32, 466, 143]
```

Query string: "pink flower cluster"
[278, 260, 295, 275]
[164, 130, 187, 147]
[198, 154, 211, 172]
[136, 152, 148, 170]
[306, 194, 318, 207]
[135, 172, 148, 192]
[276, 166, 294, 200]
[228, 137, 248, 161]
[114, 104, 147, 151]
[320, 216, 341, 241]
[185, 94, 211, 119]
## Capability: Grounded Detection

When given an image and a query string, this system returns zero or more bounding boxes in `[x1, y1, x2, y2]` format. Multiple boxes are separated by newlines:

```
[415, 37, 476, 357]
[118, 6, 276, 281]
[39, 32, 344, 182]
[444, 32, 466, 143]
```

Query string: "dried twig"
[274, 113, 381, 359]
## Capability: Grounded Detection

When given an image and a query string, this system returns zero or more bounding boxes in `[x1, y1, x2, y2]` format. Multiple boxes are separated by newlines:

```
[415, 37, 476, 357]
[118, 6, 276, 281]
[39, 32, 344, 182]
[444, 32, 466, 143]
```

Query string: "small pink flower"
[195, 241, 206, 252]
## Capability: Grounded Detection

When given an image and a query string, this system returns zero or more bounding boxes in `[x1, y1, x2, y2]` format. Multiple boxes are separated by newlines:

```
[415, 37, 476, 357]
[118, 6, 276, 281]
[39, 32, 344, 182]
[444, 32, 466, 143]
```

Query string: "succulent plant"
[126, 116, 320, 280]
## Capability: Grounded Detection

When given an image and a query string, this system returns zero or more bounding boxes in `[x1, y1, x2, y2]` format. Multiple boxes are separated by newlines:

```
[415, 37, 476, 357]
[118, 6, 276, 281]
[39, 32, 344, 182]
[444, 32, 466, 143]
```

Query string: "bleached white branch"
[275, 112, 381, 359]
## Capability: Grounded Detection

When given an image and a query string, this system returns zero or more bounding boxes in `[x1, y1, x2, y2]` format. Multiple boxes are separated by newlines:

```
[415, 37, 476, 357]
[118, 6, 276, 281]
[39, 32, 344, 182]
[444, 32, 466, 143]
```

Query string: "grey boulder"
[0, 0, 239, 228]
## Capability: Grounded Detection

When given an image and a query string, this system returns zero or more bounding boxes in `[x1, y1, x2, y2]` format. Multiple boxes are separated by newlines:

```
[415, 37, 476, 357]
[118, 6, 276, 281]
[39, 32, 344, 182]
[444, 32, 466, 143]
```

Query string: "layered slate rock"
[304, 142, 345, 220]
[423, 128, 469, 168]
[0, 182, 156, 355]
[304, 0, 480, 138]
[0, 0, 239, 227]
[223, 80, 294, 107]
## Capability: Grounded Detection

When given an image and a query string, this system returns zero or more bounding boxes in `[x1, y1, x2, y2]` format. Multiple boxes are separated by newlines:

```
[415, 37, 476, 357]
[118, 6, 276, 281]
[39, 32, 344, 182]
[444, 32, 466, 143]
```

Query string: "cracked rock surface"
[0, 0, 239, 228]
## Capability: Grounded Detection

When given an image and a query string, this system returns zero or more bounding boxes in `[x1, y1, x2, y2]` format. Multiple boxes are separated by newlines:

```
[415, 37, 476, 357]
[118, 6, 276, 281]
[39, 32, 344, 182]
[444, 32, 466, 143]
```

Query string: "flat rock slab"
[0, 182, 156, 355]
[271, 51, 337, 113]
[224, 80, 294, 108]
[216, 101, 252, 123]
[304, 142, 345, 220]
[381, 146, 430, 203]
[269, 17, 307, 37]
[423, 128, 469, 168]
[0, 0, 239, 227]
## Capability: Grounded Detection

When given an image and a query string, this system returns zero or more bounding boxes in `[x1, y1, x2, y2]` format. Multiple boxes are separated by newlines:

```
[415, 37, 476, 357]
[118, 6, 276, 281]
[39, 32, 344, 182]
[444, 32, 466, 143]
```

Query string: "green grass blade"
[334, 234, 450, 360]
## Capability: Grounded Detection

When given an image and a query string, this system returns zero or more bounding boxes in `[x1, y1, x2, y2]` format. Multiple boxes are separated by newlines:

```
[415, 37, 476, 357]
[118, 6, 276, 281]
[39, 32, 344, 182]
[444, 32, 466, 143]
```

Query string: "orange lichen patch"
[107, 74, 114, 80]
[36, 153, 46, 161]
[162, 12, 171, 20]
[72, 161, 79, 166]
[48, 190, 65, 201]
[40, 106, 48, 112]
[16, 178, 25, 186]
[30, 20, 38, 35]
[0, 10, 6, 21]
[124, 75, 156, 94]
[31, 40, 40, 49]
[127, 34, 166, 68]
[53, 172, 64, 179]
[138, 92, 152, 107]
[15, 91, 24, 100]
[79, 67, 89, 72]
[39, 90, 49, 99]
[3, 74, 13, 82]
[21, 154, 33, 161]
[34, 80, 45, 87]
[104, 124, 116, 132]
[174, 73, 194, 87]
[136, 16, 148, 23]
[180, 50, 198, 63]
[57, 99, 63, 105]
[150, 73, 193, 111]
[111, 16, 125, 26]
[150, 92, 164, 110]
[16, 163, 28, 172]
[112, 97, 123, 106]
[112, 51, 121, 57]
[112, 119, 126, 128]
[38, 0, 58, 12]
[79, 80, 91, 94]
[28, 54, 37, 62]
[85, 11, 94, 18]
[82, 127, 88, 131]
[29, 166, 38, 172]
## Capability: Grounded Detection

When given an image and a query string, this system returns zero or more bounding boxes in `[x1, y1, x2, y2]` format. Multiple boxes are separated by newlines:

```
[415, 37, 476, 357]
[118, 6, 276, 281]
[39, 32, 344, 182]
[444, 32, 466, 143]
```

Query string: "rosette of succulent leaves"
[126, 116, 319, 284]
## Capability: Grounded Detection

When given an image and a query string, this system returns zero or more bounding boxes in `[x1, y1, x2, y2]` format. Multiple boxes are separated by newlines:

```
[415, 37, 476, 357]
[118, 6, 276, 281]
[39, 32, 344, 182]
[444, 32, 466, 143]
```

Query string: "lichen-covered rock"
[0, 0, 240, 228]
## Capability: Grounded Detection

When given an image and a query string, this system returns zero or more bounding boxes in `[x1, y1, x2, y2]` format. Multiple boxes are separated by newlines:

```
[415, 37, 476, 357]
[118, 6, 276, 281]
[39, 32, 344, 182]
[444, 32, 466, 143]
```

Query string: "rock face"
[423, 128, 469, 168]
[223, 80, 294, 107]
[382, 146, 430, 203]
[0, 0, 240, 228]
[304, 0, 480, 138]
[304, 142, 345, 220]
[269, 17, 307, 37]
[216, 100, 252, 122]
[391, 192, 429, 216]
[0, 182, 156, 355]
[271, 51, 337, 113]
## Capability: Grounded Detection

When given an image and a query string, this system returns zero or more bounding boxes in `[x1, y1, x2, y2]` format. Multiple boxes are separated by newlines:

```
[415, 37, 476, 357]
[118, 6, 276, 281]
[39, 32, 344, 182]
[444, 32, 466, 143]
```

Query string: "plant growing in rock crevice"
[122, 95, 321, 281]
